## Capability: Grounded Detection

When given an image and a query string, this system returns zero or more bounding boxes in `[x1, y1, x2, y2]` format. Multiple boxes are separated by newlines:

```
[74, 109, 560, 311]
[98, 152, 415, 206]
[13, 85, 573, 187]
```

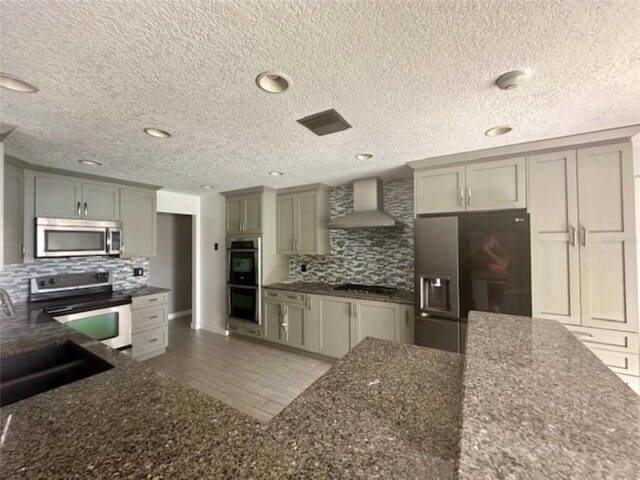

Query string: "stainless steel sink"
[0, 341, 113, 407]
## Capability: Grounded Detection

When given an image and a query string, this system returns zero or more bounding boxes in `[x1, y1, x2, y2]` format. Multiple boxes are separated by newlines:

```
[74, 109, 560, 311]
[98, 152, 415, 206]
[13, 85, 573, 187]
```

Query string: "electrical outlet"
[301, 264, 307, 272]
[214, 242, 219, 251]
[133, 268, 144, 277]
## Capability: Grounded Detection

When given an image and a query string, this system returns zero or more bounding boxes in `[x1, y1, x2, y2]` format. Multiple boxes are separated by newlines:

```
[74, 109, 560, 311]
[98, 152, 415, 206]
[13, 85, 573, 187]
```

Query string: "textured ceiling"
[1, 0, 639, 195]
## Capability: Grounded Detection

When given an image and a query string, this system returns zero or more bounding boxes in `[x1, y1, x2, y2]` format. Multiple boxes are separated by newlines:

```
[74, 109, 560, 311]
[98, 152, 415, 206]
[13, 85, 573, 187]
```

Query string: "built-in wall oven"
[227, 236, 261, 323]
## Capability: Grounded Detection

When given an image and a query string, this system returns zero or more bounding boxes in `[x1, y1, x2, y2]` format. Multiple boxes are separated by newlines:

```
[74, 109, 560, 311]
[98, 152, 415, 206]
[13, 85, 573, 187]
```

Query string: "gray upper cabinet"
[226, 194, 262, 234]
[3, 164, 25, 264]
[35, 175, 83, 219]
[276, 184, 330, 255]
[35, 174, 120, 221]
[81, 182, 120, 221]
[414, 157, 526, 215]
[120, 187, 157, 257]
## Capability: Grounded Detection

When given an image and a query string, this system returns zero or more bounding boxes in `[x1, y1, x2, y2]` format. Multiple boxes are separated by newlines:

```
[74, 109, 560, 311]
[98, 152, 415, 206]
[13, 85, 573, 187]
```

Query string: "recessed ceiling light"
[256, 72, 290, 94]
[0, 73, 39, 93]
[78, 159, 103, 166]
[201, 184, 215, 189]
[144, 127, 171, 138]
[485, 126, 512, 137]
[355, 153, 373, 161]
[269, 171, 284, 176]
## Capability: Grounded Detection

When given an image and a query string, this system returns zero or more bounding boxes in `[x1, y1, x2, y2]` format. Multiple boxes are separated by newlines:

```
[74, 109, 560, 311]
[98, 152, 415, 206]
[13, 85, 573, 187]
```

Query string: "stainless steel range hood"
[328, 177, 402, 229]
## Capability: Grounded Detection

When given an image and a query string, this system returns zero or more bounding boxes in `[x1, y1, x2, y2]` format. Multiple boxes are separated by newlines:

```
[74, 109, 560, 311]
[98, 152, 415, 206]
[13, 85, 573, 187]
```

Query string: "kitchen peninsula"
[0, 309, 638, 478]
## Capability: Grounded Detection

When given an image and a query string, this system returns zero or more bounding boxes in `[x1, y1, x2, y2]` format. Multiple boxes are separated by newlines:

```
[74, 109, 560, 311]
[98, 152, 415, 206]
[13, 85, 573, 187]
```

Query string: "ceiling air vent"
[297, 109, 352, 136]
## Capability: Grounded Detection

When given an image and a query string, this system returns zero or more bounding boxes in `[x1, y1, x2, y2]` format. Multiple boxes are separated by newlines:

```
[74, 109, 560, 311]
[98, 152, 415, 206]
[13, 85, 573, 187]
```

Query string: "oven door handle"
[227, 284, 259, 289]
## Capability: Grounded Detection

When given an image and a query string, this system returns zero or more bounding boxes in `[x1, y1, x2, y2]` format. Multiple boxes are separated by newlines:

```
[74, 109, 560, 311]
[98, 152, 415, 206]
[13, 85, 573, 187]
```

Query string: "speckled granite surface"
[264, 281, 414, 305]
[3, 305, 638, 478]
[458, 311, 640, 479]
[117, 285, 170, 297]
[242, 339, 463, 479]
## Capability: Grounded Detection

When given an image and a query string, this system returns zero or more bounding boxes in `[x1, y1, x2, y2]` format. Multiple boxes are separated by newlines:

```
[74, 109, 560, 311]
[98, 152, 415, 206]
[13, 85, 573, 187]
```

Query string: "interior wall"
[1, 142, 5, 268]
[149, 213, 192, 316]
[200, 192, 227, 334]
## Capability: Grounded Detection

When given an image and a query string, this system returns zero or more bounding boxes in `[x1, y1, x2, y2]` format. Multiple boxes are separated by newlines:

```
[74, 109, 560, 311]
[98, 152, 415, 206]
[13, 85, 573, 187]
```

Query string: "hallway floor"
[144, 317, 334, 422]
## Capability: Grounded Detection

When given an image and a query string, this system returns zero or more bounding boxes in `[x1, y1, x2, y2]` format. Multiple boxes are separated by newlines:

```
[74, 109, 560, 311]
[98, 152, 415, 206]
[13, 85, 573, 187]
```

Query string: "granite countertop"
[458, 311, 640, 479]
[117, 285, 170, 297]
[2, 304, 638, 478]
[264, 281, 414, 305]
[242, 339, 463, 479]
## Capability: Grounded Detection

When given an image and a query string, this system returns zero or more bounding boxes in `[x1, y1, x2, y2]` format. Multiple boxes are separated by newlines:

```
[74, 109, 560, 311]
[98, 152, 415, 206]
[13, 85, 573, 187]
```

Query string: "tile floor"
[144, 317, 334, 422]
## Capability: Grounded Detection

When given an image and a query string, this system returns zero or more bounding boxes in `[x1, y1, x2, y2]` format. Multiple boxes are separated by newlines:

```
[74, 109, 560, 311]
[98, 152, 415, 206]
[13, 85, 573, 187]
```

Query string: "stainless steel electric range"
[29, 272, 132, 350]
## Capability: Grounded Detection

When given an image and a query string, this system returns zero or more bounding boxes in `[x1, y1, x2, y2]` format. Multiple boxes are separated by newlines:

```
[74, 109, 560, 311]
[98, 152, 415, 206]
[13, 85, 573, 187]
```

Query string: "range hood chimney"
[328, 177, 402, 229]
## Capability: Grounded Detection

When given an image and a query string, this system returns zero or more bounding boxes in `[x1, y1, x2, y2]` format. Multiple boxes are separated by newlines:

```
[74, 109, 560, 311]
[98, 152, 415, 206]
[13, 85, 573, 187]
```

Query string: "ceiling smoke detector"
[256, 72, 290, 93]
[495, 70, 529, 90]
[355, 153, 373, 161]
[201, 184, 215, 189]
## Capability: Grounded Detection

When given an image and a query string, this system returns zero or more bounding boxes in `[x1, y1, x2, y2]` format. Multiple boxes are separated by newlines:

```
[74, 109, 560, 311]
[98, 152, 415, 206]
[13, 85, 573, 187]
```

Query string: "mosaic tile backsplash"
[0, 256, 150, 302]
[288, 178, 414, 290]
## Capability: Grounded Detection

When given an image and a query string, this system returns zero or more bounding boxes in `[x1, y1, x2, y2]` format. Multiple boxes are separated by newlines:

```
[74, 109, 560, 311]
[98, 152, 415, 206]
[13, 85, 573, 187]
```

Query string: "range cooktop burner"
[333, 283, 398, 297]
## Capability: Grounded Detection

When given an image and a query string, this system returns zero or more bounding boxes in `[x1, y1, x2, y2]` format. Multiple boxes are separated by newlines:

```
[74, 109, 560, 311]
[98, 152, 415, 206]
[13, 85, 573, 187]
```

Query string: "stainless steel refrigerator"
[414, 211, 531, 353]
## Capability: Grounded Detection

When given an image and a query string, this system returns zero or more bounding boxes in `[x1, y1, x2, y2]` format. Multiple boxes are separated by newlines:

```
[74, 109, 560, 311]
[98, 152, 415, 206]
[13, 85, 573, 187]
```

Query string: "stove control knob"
[39, 280, 46, 287]
[48, 278, 56, 285]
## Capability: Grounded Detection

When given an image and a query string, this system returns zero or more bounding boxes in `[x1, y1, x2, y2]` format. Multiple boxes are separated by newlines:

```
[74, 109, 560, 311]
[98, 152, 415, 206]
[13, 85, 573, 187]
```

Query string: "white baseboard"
[168, 309, 192, 320]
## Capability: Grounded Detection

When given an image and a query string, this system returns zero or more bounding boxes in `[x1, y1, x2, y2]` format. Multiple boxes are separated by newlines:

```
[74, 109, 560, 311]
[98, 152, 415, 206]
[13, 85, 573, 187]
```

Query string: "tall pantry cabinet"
[529, 142, 639, 390]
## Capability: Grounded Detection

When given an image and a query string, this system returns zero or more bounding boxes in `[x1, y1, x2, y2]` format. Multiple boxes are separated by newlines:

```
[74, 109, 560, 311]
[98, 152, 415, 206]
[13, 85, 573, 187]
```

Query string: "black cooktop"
[35, 292, 131, 316]
[333, 283, 398, 297]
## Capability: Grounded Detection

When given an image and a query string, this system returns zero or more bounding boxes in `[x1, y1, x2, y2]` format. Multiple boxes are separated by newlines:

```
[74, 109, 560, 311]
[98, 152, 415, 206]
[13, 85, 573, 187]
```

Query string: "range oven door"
[227, 285, 259, 323]
[53, 304, 132, 350]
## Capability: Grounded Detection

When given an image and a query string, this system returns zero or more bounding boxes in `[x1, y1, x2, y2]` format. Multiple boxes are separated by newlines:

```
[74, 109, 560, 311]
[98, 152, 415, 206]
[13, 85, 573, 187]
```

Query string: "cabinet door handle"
[143, 338, 158, 345]
[467, 187, 472, 206]
[349, 302, 353, 317]
[83, 202, 88, 217]
[459, 188, 464, 206]
[21, 243, 26, 258]
[569, 226, 576, 247]
[580, 226, 587, 247]
[146, 298, 159, 303]
[144, 315, 159, 321]
[76, 202, 81, 216]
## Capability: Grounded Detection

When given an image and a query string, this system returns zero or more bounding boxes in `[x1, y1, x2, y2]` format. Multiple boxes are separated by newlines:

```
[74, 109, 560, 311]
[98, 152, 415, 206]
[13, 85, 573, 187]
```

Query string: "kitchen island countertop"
[1, 307, 638, 478]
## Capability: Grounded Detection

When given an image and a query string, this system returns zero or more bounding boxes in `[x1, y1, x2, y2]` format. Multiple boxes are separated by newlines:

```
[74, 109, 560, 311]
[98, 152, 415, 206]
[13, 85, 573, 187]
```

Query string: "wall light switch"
[214, 243, 219, 251]
[133, 268, 144, 277]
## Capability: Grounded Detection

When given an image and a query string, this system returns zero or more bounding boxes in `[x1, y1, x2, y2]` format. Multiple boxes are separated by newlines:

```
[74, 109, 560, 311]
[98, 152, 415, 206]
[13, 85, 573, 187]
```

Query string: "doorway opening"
[149, 213, 193, 321]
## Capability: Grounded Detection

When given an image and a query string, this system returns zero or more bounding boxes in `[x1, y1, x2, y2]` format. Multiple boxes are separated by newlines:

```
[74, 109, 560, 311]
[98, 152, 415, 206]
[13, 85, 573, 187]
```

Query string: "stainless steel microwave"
[36, 218, 123, 257]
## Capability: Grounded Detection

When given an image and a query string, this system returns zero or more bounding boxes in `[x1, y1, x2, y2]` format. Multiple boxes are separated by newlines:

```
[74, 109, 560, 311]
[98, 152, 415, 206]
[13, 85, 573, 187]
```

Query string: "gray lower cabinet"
[317, 296, 353, 358]
[34, 173, 120, 221]
[263, 290, 317, 352]
[120, 187, 157, 257]
[3, 164, 25, 264]
[132, 292, 169, 360]
[263, 289, 412, 358]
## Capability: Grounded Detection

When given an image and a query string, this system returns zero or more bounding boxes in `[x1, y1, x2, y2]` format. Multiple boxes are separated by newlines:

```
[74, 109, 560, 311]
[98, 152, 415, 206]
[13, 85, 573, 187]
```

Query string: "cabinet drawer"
[132, 325, 168, 356]
[263, 289, 307, 304]
[132, 304, 167, 333]
[565, 326, 638, 354]
[589, 348, 639, 376]
[227, 323, 262, 339]
[616, 373, 639, 395]
[132, 293, 168, 310]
